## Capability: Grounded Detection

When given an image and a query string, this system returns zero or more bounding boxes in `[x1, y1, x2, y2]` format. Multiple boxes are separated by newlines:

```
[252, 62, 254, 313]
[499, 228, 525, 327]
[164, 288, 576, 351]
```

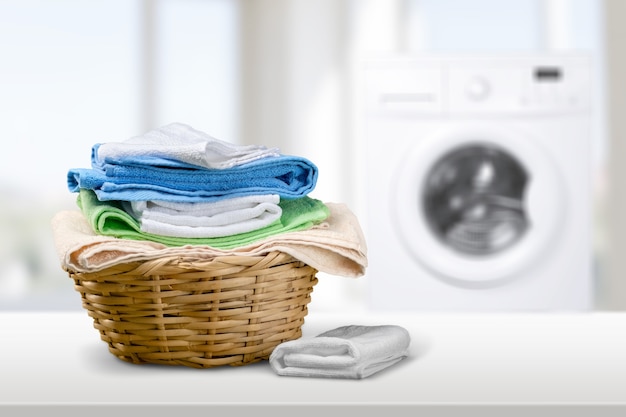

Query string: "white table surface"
[1, 310, 626, 415]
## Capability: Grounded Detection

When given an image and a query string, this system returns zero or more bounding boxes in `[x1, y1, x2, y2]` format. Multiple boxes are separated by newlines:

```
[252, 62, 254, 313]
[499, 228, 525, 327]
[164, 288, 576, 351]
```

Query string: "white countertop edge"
[2, 403, 626, 417]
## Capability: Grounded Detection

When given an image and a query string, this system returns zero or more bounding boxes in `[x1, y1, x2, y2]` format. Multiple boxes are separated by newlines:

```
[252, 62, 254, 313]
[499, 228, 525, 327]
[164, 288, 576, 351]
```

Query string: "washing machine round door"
[393, 125, 565, 288]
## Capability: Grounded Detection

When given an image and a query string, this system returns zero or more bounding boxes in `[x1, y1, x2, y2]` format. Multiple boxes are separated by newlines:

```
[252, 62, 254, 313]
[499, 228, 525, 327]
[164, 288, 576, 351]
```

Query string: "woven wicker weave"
[65, 251, 318, 368]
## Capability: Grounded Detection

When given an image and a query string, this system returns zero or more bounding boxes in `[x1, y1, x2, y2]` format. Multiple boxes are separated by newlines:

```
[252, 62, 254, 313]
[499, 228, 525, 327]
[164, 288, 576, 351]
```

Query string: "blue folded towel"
[68, 153, 318, 203]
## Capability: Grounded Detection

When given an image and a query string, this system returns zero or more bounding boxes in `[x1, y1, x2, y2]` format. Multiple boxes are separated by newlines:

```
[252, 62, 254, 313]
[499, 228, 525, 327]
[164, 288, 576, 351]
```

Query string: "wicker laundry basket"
[65, 251, 318, 368]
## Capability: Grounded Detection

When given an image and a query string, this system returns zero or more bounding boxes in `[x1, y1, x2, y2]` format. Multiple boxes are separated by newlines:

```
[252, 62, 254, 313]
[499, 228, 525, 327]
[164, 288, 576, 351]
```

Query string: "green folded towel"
[76, 188, 330, 249]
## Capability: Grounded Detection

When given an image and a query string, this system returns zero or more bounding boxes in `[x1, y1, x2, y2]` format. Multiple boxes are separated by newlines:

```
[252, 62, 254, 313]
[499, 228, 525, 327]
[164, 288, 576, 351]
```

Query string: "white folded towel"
[269, 325, 410, 379]
[94, 122, 280, 169]
[51, 202, 368, 278]
[122, 195, 282, 238]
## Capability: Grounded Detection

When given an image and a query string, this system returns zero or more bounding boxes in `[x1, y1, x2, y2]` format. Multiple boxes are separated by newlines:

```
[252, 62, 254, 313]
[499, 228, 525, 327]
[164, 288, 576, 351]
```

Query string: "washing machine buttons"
[466, 76, 491, 101]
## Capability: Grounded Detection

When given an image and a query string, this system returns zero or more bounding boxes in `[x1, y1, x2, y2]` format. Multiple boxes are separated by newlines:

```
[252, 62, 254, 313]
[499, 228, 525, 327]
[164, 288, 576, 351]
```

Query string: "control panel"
[363, 55, 592, 117]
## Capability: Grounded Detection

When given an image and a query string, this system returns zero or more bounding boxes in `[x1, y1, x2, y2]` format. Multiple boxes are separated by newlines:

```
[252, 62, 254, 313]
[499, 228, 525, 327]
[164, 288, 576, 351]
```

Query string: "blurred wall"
[602, 0, 626, 310]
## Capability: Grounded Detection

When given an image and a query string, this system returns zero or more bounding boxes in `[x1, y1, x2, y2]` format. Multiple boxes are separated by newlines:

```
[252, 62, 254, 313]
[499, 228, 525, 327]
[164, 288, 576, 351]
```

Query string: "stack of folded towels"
[52, 123, 368, 278]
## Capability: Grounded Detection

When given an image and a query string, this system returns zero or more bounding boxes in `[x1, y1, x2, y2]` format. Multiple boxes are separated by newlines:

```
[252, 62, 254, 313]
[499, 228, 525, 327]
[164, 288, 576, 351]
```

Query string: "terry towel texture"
[76, 188, 329, 249]
[269, 325, 411, 379]
[122, 194, 282, 238]
[93, 122, 280, 170]
[51, 202, 367, 278]
[55, 123, 368, 277]
[69, 150, 318, 202]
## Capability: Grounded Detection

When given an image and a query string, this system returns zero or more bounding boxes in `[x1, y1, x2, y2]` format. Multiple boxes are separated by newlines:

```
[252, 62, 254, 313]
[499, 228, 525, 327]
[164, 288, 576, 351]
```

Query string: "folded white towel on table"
[269, 325, 411, 379]
[93, 122, 280, 169]
[122, 194, 282, 238]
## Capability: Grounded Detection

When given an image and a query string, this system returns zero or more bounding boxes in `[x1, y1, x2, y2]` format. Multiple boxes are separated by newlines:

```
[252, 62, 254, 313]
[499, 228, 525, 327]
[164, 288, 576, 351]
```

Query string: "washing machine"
[360, 55, 593, 311]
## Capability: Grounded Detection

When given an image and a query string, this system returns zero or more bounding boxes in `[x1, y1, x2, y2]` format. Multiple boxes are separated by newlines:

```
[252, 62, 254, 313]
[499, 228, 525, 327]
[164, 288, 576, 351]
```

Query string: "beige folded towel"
[51, 202, 367, 278]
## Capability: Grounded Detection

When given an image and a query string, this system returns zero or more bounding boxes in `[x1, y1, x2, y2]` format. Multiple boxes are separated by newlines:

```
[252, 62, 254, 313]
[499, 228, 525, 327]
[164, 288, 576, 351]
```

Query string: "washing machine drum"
[423, 144, 529, 256]
[394, 127, 565, 288]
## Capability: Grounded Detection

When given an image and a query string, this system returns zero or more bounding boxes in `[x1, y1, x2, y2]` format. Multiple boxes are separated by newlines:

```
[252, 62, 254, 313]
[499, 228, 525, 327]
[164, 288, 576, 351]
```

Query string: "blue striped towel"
[67, 153, 318, 203]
